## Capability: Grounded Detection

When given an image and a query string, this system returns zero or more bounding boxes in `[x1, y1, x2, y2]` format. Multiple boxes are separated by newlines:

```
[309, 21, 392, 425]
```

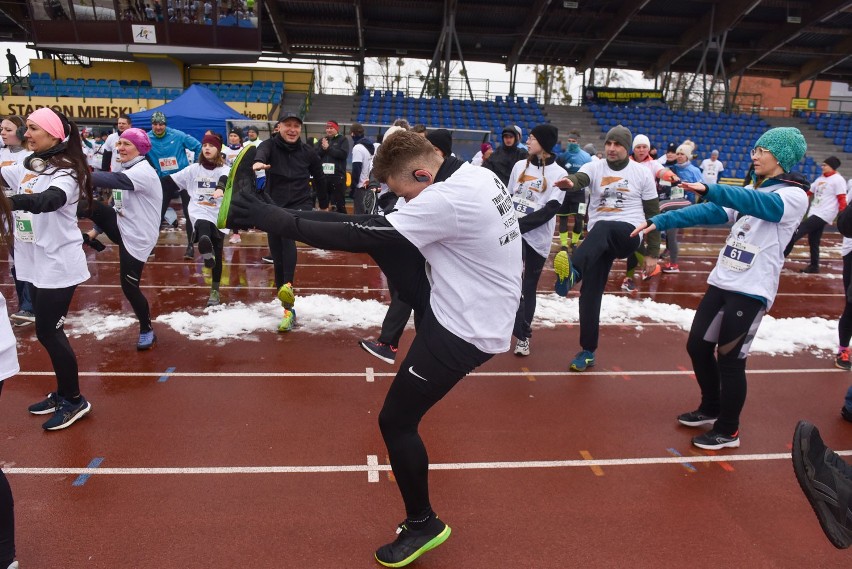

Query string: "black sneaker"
[692, 429, 740, 450]
[359, 339, 397, 365]
[677, 409, 718, 427]
[183, 243, 195, 260]
[42, 396, 91, 431]
[792, 420, 852, 549]
[842, 407, 852, 423]
[375, 517, 451, 567]
[28, 392, 59, 415]
[800, 265, 820, 274]
[836, 349, 851, 371]
[198, 235, 215, 268]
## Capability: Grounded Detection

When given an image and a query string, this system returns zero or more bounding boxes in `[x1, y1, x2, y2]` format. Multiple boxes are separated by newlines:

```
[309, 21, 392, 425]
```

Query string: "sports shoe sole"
[137, 336, 157, 351]
[359, 341, 396, 365]
[792, 421, 852, 549]
[374, 525, 452, 568]
[834, 360, 851, 371]
[553, 250, 572, 297]
[43, 401, 92, 431]
[677, 416, 718, 428]
[692, 436, 740, 450]
[29, 402, 58, 415]
[277, 284, 295, 308]
[217, 145, 257, 229]
[569, 360, 595, 372]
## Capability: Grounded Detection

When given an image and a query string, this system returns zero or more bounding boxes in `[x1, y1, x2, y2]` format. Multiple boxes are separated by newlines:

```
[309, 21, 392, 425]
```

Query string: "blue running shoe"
[553, 249, 577, 297]
[137, 330, 156, 351]
[569, 350, 595, 372]
[42, 396, 91, 431]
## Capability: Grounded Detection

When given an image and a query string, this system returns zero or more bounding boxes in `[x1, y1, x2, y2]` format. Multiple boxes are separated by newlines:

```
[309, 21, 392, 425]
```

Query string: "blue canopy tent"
[129, 84, 249, 142]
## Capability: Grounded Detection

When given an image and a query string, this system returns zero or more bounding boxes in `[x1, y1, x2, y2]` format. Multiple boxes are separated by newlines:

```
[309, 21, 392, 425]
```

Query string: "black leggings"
[269, 203, 313, 289]
[160, 176, 192, 243]
[378, 306, 491, 519]
[571, 220, 640, 352]
[84, 201, 152, 332]
[557, 197, 584, 235]
[31, 285, 81, 398]
[0, 382, 14, 567]
[839, 253, 852, 347]
[194, 219, 225, 284]
[686, 285, 765, 435]
[317, 174, 347, 212]
[784, 215, 827, 267]
[378, 281, 413, 347]
[512, 240, 546, 341]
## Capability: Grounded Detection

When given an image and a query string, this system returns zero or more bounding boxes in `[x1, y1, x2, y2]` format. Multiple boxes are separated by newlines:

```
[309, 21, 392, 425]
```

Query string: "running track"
[0, 226, 849, 568]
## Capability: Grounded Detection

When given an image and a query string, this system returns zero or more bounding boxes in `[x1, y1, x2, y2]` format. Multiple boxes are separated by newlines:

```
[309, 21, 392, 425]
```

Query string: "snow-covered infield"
[63, 292, 839, 356]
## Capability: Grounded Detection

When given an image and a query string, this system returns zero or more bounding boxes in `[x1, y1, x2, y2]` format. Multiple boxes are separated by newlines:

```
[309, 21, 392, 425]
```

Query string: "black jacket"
[483, 144, 528, 186]
[318, 133, 350, 179]
[255, 135, 324, 208]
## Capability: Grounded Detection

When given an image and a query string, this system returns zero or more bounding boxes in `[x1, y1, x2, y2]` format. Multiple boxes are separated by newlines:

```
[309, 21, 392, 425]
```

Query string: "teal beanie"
[754, 127, 807, 172]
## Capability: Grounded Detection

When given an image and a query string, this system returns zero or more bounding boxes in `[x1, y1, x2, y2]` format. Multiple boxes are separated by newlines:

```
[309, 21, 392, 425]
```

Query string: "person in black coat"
[483, 125, 529, 186]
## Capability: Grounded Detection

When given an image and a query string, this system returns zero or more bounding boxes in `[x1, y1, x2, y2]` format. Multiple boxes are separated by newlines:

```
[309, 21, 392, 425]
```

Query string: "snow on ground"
[63, 292, 839, 355]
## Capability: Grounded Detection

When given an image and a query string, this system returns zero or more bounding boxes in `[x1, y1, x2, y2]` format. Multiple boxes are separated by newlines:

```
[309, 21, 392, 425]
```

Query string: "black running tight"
[195, 219, 225, 284]
[0, 382, 14, 567]
[160, 176, 192, 243]
[83, 201, 152, 333]
[512, 241, 546, 341]
[378, 308, 491, 519]
[31, 285, 80, 399]
[686, 285, 765, 436]
[839, 253, 852, 347]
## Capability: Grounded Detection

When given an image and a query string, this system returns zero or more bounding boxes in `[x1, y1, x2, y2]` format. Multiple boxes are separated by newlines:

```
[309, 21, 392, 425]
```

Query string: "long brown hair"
[0, 191, 13, 247]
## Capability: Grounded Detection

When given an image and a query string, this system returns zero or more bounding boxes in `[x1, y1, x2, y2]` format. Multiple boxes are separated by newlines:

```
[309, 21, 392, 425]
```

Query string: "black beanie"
[530, 124, 558, 154]
[426, 129, 453, 157]
[825, 156, 841, 170]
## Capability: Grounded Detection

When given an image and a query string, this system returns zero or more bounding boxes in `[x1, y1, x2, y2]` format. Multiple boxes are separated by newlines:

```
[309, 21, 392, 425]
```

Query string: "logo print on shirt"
[596, 176, 630, 212]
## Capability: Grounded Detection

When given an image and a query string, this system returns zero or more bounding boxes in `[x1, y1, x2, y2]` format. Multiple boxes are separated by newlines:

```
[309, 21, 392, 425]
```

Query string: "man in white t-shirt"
[225, 130, 522, 568]
[101, 114, 132, 172]
[784, 156, 847, 273]
[553, 125, 661, 372]
[699, 149, 725, 185]
[349, 122, 374, 214]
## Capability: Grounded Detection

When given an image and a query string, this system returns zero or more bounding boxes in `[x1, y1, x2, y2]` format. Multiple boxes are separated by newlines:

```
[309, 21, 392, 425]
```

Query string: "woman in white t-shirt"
[633, 127, 810, 450]
[0, 197, 20, 568]
[1, 115, 35, 326]
[2, 108, 94, 431]
[81, 128, 162, 351]
[508, 124, 568, 356]
[167, 133, 231, 307]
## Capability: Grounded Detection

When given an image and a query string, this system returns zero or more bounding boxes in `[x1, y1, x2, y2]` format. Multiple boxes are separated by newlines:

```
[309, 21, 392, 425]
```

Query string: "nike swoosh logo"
[408, 366, 428, 382]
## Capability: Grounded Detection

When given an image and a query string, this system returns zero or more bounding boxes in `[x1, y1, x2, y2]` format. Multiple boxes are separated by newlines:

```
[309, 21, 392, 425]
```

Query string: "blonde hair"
[517, 150, 552, 191]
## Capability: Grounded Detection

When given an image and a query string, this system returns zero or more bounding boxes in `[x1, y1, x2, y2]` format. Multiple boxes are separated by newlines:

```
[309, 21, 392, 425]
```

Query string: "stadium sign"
[584, 87, 665, 105]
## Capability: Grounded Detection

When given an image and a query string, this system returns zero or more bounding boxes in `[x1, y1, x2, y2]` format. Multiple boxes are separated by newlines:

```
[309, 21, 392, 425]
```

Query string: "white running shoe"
[514, 338, 530, 356]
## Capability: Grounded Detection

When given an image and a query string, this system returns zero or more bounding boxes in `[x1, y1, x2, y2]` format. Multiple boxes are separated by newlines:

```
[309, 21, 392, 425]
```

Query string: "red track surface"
[1, 226, 850, 568]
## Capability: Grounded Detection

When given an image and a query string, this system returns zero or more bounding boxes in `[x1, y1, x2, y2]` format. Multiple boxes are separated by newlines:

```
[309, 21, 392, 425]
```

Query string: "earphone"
[413, 170, 431, 183]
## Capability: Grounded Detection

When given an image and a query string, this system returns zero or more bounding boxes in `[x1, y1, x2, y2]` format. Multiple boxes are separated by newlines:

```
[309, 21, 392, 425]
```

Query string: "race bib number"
[159, 156, 179, 172]
[112, 189, 124, 214]
[197, 180, 217, 206]
[578, 202, 587, 215]
[512, 196, 541, 218]
[720, 238, 759, 272]
[670, 186, 684, 200]
[322, 163, 335, 175]
[13, 211, 34, 242]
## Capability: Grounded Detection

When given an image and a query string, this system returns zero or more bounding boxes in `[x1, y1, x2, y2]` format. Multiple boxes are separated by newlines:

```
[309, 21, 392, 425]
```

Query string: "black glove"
[229, 190, 295, 235]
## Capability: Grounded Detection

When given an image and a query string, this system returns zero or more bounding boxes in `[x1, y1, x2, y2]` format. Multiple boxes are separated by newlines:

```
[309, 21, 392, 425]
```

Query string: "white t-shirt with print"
[1, 164, 90, 288]
[808, 173, 846, 224]
[0, 147, 31, 168]
[171, 162, 231, 232]
[0, 293, 19, 382]
[351, 143, 373, 188]
[699, 159, 724, 184]
[579, 159, 657, 231]
[114, 159, 162, 262]
[387, 163, 522, 354]
[102, 132, 122, 172]
[708, 183, 808, 309]
[508, 158, 568, 258]
[842, 186, 852, 257]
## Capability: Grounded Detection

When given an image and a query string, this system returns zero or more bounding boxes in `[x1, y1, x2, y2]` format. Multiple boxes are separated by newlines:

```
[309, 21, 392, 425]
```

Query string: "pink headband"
[28, 108, 67, 141]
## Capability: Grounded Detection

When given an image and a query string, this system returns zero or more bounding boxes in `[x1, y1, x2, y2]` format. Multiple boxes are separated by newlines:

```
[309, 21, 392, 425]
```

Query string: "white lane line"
[12, 368, 845, 379]
[6, 450, 851, 477]
[367, 455, 379, 483]
[366, 367, 375, 383]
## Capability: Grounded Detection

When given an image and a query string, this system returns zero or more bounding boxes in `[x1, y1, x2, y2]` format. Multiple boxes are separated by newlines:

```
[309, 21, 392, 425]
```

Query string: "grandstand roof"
[4, 0, 852, 85]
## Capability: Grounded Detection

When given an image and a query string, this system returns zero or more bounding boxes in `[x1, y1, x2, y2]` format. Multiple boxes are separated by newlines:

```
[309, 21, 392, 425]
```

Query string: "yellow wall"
[187, 66, 313, 92]
[31, 60, 152, 83]
[0, 96, 273, 121]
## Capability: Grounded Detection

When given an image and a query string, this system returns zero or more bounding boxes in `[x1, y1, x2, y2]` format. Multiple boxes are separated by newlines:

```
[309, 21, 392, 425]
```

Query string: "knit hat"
[150, 111, 166, 125]
[583, 143, 596, 155]
[119, 128, 152, 155]
[202, 133, 222, 147]
[676, 144, 692, 156]
[754, 127, 807, 172]
[633, 134, 650, 149]
[824, 156, 841, 170]
[530, 124, 558, 154]
[426, 129, 453, 157]
[605, 125, 632, 150]
[480, 142, 492, 154]
[666, 142, 677, 154]
[246, 125, 259, 135]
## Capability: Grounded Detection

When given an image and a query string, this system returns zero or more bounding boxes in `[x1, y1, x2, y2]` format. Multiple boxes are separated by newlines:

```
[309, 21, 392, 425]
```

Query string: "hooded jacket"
[255, 134, 324, 208]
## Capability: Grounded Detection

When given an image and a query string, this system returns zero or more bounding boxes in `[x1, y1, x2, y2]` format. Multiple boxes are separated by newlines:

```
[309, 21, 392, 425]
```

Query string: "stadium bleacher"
[355, 90, 548, 133]
[802, 111, 852, 155]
